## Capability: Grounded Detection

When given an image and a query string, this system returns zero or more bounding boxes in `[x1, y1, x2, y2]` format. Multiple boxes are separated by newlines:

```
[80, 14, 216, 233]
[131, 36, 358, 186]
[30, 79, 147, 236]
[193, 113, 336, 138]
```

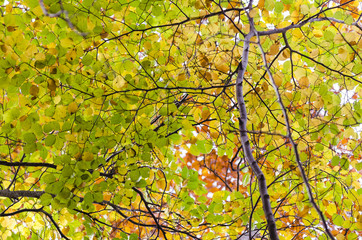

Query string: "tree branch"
[132, 187, 168, 240]
[39, 0, 87, 37]
[40, 208, 70, 240]
[0, 208, 43, 217]
[258, 17, 361, 36]
[0, 161, 56, 169]
[235, 31, 279, 240]
[0, 207, 69, 240]
[254, 28, 336, 240]
[0, 189, 45, 199]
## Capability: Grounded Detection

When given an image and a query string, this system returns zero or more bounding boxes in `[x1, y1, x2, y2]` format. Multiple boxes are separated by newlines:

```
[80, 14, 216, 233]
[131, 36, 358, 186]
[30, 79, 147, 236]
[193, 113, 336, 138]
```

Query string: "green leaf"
[136, 179, 147, 188]
[46, 181, 64, 195]
[93, 192, 103, 202]
[24, 143, 37, 153]
[23, 132, 36, 143]
[130, 233, 138, 240]
[275, 2, 284, 13]
[129, 169, 140, 182]
[356, 162, 362, 171]
[196, 140, 212, 154]
[139, 167, 149, 178]
[40, 193, 53, 206]
[323, 30, 334, 42]
[340, 158, 349, 170]
[329, 124, 339, 134]
[242, 173, 250, 187]
[61, 165, 73, 178]
[264, 0, 275, 10]
[82, 54, 93, 66]
[331, 156, 340, 166]
[332, 214, 344, 226]
[187, 181, 198, 190]
[45, 135, 56, 146]
[352, 64, 362, 75]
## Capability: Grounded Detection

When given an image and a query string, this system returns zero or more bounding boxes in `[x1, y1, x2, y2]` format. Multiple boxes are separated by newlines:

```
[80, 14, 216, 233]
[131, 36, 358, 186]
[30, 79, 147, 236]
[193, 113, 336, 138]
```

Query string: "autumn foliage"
[0, 0, 361, 239]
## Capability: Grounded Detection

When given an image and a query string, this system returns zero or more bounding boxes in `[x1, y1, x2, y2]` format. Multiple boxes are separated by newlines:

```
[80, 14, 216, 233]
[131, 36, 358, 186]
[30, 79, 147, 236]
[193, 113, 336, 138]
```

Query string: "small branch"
[132, 187, 168, 240]
[40, 208, 70, 240]
[254, 29, 336, 240]
[0, 207, 69, 240]
[0, 208, 43, 217]
[258, 17, 361, 36]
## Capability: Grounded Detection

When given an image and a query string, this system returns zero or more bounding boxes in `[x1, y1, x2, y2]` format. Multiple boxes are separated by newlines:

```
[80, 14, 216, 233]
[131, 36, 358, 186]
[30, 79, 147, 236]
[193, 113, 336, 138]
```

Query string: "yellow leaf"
[258, 0, 264, 8]
[345, 32, 358, 45]
[291, 10, 303, 23]
[65, 134, 76, 142]
[314, 97, 324, 108]
[249, 9, 258, 18]
[338, 47, 348, 61]
[191, 108, 202, 122]
[55, 105, 67, 120]
[268, 42, 280, 55]
[35, 52, 46, 61]
[285, 92, 293, 101]
[273, 72, 283, 87]
[177, 73, 186, 81]
[58, 64, 70, 73]
[334, 34, 344, 43]
[54, 95, 61, 104]
[196, 34, 203, 45]
[68, 102, 78, 114]
[113, 75, 126, 90]
[298, 77, 309, 89]
[278, 21, 290, 28]
[143, 41, 152, 50]
[32, 6, 44, 17]
[336, 234, 346, 240]
[215, 62, 229, 73]
[29, 85, 39, 97]
[60, 38, 74, 48]
[294, 68, 306, 79]
[47, 79, 57, 92]
[312, 29, 323, 38]
[310, 49, 319, 58]
[279, 48, 290, 60]
[210, 131, 219, 139]
[25, 177, 36, 184]
[201, 108, 210, 120]
[82, 152, 94, 161]
[65, 49, 77, 61]
[211, 72, 219, 81]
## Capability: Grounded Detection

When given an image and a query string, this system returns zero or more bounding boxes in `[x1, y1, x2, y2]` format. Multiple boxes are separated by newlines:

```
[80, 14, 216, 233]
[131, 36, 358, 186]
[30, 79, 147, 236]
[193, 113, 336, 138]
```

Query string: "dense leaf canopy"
[0, 0, 361, 239]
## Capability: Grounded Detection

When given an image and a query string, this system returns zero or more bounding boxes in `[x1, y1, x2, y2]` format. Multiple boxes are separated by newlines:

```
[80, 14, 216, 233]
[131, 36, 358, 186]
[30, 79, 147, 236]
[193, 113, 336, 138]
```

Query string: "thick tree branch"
[0, 161, 56, 168]
[0, 159, 114, 178]
[0, 189, 45, 199]
[235, 31, 279, 240]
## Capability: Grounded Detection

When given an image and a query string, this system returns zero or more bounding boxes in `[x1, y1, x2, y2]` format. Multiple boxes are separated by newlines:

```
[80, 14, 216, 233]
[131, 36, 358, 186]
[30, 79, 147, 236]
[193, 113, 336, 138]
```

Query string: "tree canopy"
[0, 0, 361, 239]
